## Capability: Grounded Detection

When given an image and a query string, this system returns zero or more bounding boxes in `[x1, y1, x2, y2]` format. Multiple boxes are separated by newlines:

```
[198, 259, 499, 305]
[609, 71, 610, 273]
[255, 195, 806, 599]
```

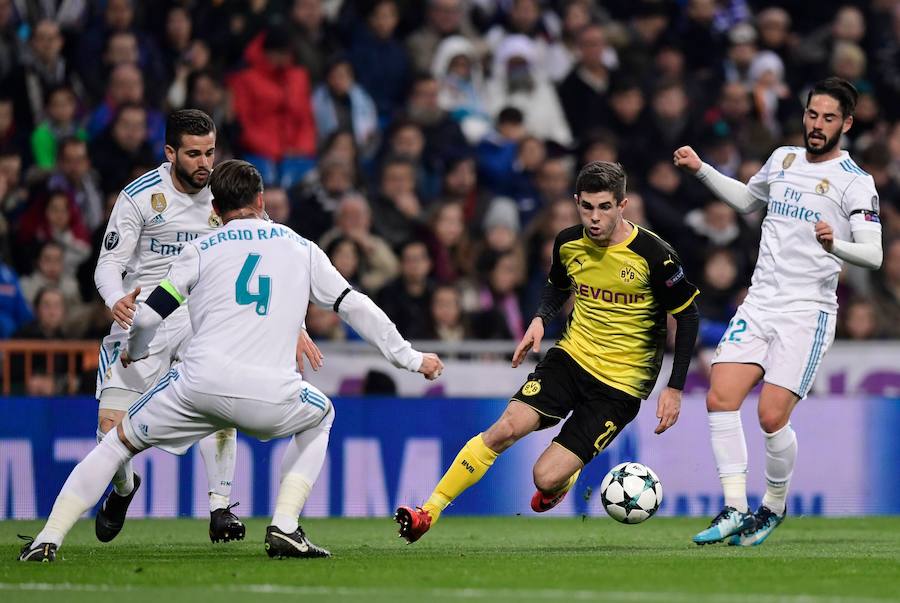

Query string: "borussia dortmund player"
[395, 161, 700, 542]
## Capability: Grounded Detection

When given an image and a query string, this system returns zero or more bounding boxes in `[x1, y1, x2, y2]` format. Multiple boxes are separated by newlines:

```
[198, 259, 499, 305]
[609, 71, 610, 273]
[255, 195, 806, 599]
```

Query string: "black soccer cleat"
[209, 502, 246, 543]
[264, 525, 330, 559]
[18, 536, 56, 562]
[95, 473, 142, 543]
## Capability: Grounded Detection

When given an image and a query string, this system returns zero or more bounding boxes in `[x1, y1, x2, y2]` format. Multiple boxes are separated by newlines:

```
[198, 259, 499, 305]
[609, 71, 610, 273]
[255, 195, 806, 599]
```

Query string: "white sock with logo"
[709, 410, 749, 513]
[762, 423, 797, 515]
[198, 429, 237, 512]
[272, 407, 334, 533]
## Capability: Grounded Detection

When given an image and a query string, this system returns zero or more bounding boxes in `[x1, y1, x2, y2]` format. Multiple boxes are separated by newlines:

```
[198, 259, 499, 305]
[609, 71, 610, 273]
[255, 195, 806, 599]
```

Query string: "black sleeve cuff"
[535, 281, 570, 326]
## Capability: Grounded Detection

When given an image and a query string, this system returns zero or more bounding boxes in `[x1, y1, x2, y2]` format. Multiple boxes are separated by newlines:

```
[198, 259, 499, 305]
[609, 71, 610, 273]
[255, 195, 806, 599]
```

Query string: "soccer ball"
[599, 462, 663, 524]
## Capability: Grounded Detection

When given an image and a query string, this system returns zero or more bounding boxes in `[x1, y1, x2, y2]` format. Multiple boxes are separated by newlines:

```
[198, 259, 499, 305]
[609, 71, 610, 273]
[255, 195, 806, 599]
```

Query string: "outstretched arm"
[673, 146, 766, 214]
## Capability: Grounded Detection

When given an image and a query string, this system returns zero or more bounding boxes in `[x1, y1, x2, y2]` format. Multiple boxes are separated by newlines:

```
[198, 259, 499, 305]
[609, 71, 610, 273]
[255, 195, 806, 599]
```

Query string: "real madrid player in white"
[674, 77, 883, 546]
[19, 159, 444, 561]
[92, 110, 249, 543]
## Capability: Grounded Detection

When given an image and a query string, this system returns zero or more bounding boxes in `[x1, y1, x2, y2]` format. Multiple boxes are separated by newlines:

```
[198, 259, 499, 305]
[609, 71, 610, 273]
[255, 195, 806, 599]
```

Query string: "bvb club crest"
[208, 211, 223, 227]
[816, 179, 830, 194]
[522, 380, 541, 396]
[782, 153, 796, 170]
[151, 193, 167, 213]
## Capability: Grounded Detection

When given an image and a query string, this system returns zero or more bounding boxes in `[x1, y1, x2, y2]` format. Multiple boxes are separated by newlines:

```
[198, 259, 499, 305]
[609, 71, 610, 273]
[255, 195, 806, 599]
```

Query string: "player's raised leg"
[395, 401, 540, 543]
[530, 443, 582, 512]
[729, 382, 799, 546]
[693, 362, 762, 545]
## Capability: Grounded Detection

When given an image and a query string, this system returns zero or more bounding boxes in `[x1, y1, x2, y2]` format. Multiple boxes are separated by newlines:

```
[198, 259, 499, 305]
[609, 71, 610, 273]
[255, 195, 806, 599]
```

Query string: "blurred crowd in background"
[1, 0, 900, 387]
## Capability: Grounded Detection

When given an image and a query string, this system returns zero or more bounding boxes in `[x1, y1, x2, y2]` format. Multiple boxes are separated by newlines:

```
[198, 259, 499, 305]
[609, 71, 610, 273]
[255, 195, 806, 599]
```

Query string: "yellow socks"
[422, 434, 498, 524]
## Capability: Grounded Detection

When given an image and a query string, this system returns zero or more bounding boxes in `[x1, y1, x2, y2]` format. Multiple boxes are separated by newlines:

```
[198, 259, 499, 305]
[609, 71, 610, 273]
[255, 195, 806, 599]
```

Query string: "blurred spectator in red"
[230, 25, 317, 188]
[16, 189, 90, 275]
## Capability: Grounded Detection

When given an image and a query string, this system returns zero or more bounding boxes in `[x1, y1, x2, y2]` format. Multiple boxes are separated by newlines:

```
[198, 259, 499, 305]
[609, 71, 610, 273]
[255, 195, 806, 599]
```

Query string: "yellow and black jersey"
[548, 222, 699, 399]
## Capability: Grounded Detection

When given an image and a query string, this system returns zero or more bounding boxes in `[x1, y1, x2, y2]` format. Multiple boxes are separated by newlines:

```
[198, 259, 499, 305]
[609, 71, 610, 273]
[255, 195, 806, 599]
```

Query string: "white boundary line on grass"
[0, 583, 893, 603]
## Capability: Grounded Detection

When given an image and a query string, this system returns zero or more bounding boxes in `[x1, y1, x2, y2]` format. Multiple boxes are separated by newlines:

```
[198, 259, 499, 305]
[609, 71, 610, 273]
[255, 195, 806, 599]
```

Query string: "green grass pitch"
[2, 517, 899, 603]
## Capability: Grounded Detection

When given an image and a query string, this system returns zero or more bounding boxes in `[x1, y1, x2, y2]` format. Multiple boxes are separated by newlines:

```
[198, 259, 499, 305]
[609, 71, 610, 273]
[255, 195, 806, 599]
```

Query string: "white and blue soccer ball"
[599, 462, 663, 524]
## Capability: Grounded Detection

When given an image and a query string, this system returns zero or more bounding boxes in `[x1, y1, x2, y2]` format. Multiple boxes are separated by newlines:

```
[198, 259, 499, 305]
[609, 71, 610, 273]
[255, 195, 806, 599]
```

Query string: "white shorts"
[122, 367, 333, 455]
[711, 303, 835, 398]
[96, 311, 192, 409]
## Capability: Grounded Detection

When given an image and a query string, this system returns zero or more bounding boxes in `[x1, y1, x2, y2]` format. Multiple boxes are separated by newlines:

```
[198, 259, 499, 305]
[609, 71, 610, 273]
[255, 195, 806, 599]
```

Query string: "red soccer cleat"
[394, 506, 432, 543]
[531, 488, 570, 513]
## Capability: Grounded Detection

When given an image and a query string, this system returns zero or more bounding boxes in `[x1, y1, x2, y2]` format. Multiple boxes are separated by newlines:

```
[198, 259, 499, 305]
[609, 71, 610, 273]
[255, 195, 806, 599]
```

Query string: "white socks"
[36, 434, 134, 547]
[198, 429, 237, 512]
[272, 406, 334, 533]
[97, 428, 134, 497]
[709, 411, 748, 512]
[762, 423, 797, 515]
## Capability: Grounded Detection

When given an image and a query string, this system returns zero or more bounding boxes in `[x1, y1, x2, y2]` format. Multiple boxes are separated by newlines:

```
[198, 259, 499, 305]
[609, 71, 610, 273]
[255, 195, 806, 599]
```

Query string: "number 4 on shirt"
[235, 253, 271, 316]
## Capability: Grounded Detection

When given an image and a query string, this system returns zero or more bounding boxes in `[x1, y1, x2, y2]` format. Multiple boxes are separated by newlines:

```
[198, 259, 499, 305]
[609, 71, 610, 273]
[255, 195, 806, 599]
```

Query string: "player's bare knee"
[482, 417, 521, 452]
[706, 388, 739, 412]
[758, 408, 789, 433]
[532, 464, 566, 493]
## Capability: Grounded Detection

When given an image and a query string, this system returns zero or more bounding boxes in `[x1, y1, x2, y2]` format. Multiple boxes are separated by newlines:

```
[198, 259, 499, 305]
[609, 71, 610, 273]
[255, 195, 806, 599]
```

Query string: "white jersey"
[157, 219, 421, 403]
[744, 146, 880, 313]
[94, 163, 220, 309]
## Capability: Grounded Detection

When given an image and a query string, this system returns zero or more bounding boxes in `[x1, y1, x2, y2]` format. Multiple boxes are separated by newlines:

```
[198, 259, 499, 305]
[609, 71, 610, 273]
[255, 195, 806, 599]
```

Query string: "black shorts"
[512, 347, 641, 465]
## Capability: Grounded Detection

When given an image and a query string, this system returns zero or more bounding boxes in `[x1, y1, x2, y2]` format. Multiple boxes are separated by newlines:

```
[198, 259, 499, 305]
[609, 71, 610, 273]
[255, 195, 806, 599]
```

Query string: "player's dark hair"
[209, 159, 263, 214]
[165, 109, 216, 150]
[806, 77, 858, 118]
[575, 161, 627, 202]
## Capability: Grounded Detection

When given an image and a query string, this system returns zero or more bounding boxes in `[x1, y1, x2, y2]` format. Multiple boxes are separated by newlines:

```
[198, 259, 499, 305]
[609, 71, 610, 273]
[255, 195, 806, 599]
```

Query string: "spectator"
[426, 282, 470, 342]
[0, 260, 32, 338]
[12, 286, 74, 396]
[319, 193, 399, 293]
[289, 156, 357, 242]
[484, 35, 572, 147]
[325, 236, 364, 291]
[30, 85, 86, 169]
[696, 247, 742, 349]
[45, 137, 104, 232]
[19, 240, 82, 310]
[263, 187, 291, 225]
[471, 250, 525, 340]
[439, 154, 490, 231]
[349, 0, 410, 125]
[405, 74, 469, 169]
[558, 24, 616, 144]
[229, 25, 317, 188]
[370, 156, 424, 248]
[16, 189, 91, 275]
[426, 200, 473, 284]
[287, 0, 342, 84]
[407, 0, 481, 75]
[312, 54, 379, 161]
[89, 102, 155, 194]
[838, 297, 882, 341]
[431, 35, 491, 144]
[870, 238, 900, 338]
[377, 239, 434, 339]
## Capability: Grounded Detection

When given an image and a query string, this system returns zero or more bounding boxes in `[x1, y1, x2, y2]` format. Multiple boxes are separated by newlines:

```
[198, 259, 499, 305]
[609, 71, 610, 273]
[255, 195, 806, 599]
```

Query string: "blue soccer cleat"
[728, 505, 785, 547]
[692, 506, 756, 545]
